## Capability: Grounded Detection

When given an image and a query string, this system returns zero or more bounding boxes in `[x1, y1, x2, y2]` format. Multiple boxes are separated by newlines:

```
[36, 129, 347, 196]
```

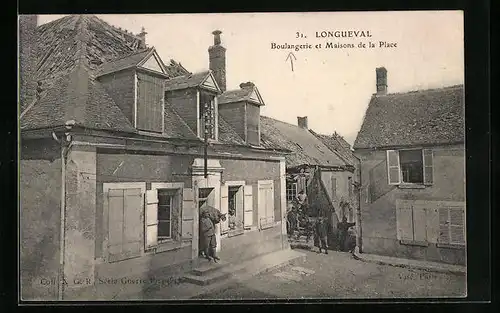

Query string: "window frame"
[157, 189, 175, 241]
[149, 183, 184, 248]
[286, 182, 298, 202]
[197, 89, 218, 141]
[387, 148, 434, 187]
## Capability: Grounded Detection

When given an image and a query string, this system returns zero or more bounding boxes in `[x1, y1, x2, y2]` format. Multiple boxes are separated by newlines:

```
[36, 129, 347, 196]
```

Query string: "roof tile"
[353, 85, 465, 149]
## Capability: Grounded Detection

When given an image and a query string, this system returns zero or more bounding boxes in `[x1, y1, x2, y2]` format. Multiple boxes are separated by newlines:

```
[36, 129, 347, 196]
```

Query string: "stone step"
[191, 261, 228, 276]
[182, 270, 231, 286]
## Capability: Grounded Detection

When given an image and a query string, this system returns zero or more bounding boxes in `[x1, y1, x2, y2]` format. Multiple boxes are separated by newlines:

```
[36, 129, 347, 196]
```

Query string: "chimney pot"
[239, 82, 255, 89]
[297, 116, 308, 129]
[138, 27, 147, 48]
[212, 30, 222, 45]
[209, 30, 226, 92]
[376, 67, 388, 95]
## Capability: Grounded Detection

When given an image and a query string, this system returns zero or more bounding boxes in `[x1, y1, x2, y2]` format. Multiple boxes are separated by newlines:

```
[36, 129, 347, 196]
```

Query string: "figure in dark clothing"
[200, 211, 219, 262]
[337, 216, 356, 252]
[314, 217, 329, 254]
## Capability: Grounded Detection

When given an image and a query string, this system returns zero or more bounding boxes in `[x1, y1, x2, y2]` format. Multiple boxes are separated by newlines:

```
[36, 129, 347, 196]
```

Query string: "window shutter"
[220, 185, 229, 234]
[387, 150, 401, 185]
[181, 188, 195, 240]
[449, 207, 465, 245]
[423, 149, 434, 185]
[331, 177, 337, 199]
[267, 183, 275, 221]
[438, 208, 450, 244]
[243, 185, 253, 227]
[426, 205, 440, 243]
[412, 205, 427, 242]
[396, 201, 414, 241]
[108, 189, 125, 261]
[145, 189, 158, 249]
[122, 188, 143, 258]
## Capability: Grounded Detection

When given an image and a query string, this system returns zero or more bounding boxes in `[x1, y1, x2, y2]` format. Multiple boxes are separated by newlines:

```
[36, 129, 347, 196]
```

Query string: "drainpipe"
[55, 120, 75, 300]
[354, 154, 363, 253]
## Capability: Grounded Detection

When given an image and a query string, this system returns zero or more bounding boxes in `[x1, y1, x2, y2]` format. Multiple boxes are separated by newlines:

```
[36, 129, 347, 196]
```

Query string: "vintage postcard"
[18, 11, 465, 301]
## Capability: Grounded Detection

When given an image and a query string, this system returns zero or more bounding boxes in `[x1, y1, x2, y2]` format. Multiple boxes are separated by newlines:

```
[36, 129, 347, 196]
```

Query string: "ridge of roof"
[374, 84, 464, 98]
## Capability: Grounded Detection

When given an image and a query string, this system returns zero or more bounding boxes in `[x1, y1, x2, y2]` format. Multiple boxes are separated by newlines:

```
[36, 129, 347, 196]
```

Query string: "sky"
[37, 11, 464, 145]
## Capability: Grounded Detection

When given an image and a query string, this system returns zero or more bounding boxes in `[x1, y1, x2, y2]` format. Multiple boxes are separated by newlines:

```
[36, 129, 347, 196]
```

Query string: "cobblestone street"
[195, 249, 466, 300]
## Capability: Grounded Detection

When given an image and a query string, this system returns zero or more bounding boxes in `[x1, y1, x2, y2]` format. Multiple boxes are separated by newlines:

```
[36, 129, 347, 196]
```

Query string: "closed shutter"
[266, 182, 275, 221]
[145, 190, 158, 249]
[449, 206, 465, 244]
[136, 72, 164, 133]
[387, 150, 401, 185]
[108, 189, 125, 261]
[331, 177, 337, 199]
[438, 208, 451, 244]
[423, 149, 434, 185]
[396, 201, 414, 241]
[220, 185, 229, 234]
[412, 205, 427, 242]
[108, 188, 143, 262]
[243, 185, 253, 227]
[258, 185, 267, 228]
[181, 188, 195, 240]
[426, 205, 440, 243]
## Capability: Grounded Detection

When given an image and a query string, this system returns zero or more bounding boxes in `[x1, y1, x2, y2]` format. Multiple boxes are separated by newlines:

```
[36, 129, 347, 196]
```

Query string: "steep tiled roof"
[353, 85, 465, 149]
[260, 116, 348, 168]
[163, 103, 198, 139]
[96, 48, 153, 77]
[218, 115, 246, 145]
[164, 71, 210, 91]
[21, 63, 136, 133]
[310, 130, 357, 166]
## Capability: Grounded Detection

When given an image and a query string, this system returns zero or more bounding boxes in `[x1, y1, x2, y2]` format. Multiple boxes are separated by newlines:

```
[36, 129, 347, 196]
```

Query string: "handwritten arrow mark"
[286, 52, 297, 72]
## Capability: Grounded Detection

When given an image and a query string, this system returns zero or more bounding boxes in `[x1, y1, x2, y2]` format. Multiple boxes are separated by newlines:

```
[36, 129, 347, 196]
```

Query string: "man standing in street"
[200, 210, 219, 262]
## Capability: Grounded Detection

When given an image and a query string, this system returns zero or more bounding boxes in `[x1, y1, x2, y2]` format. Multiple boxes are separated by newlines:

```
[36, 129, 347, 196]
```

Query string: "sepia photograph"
[18, 11, 466, 301]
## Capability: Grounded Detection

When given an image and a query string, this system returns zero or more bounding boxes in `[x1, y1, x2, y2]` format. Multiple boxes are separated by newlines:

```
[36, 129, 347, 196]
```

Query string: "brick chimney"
[297, 116, 308, 129]
[376, 67, 388, 95]
[19, 15, 38, 110]
[208, 30, 226, 92]
[137, 27, 147, 49]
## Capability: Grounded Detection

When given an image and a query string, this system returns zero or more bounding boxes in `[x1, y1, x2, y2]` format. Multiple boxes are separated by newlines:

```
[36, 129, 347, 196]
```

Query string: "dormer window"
[199, 91, 217, 140]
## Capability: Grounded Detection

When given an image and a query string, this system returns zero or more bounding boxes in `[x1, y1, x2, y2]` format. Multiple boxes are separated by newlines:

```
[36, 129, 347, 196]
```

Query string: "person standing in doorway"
[337, 216, 356, 252]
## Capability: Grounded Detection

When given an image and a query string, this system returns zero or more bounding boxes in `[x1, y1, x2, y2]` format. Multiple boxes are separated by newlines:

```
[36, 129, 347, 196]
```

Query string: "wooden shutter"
[243, 185, 253, 227]
[108, 188, 143, 262]
[426, 205, 440, 243]
[266, 182, 275, 221]
[412, 205, 427, 242]
[145, 189, 158, 249]
[438, 208, 450, 244]
[423, 149, 434, 185]
[108, 189, 125, 262]
[387, 150, 401, 185]
[396, 201, 414, 241]
[449, 206, 465, 244]
[122, 188, 143, 258]
[181, 188, 195, 239]
[220, 185, 229, 234]
[258, 185, 267, 228]
[331, 177, 337, 199]
[136, 72, 164, 133]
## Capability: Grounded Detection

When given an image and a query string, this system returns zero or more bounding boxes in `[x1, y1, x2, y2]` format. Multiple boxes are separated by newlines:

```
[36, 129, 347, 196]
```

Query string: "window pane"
[399, 150, 424, 183]
[158, 221, 171, 237]
[158, 204, 171, 220]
